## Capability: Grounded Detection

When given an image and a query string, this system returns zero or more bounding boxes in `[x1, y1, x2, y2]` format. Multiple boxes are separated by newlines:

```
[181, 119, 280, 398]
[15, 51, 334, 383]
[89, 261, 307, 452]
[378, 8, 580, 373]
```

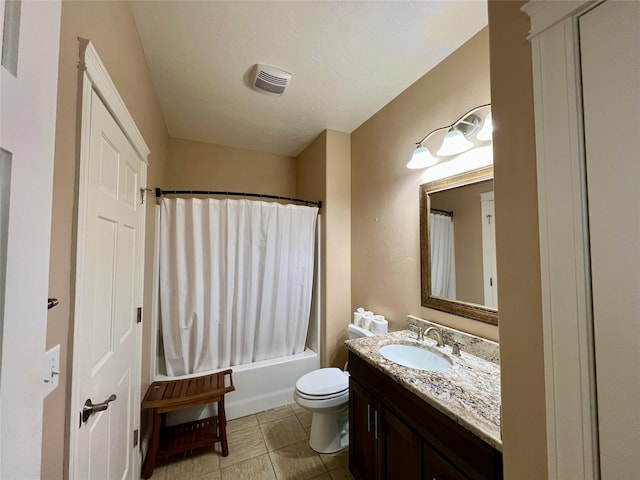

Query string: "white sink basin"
[379, 344, 453, 371]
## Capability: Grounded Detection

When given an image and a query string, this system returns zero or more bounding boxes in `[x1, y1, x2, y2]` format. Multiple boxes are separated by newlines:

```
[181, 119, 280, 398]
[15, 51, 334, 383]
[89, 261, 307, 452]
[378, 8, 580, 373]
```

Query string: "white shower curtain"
[159, 198, 318, 377]
[430, 213, 456, 299]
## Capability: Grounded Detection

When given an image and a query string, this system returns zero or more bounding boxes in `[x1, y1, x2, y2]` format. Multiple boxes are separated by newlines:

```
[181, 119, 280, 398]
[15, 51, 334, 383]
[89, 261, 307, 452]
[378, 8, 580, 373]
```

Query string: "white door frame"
[69, 39, 150, 479]
[522, 1, 604, 479]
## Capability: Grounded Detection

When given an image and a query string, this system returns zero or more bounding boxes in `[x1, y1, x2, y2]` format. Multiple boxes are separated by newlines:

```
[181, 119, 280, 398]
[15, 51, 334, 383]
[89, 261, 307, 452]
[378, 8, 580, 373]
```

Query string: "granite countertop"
[345, 329, 502, 451]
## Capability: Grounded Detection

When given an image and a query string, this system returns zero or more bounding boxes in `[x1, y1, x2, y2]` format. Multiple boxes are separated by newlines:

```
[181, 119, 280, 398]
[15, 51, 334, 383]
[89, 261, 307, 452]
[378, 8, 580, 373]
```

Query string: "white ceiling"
[130, 1, 488, 157]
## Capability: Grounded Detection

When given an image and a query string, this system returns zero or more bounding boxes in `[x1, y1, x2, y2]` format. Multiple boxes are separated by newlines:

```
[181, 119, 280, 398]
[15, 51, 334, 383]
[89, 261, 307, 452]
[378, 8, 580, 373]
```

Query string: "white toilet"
[293, 323, 374, 453]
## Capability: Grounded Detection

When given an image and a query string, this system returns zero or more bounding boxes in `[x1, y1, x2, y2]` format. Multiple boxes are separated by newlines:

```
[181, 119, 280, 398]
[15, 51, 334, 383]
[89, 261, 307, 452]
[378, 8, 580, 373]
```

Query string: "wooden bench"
[141, 369, 235, 479]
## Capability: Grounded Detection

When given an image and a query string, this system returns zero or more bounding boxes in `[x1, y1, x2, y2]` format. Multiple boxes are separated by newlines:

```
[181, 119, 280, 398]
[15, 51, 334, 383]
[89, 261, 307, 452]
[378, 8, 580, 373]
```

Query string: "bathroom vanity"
[346, 329, 502, 480]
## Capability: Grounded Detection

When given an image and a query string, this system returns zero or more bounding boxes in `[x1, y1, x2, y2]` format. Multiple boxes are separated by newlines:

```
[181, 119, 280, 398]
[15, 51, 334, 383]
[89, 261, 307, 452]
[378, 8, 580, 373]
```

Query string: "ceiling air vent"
[250, 64, 292, 96]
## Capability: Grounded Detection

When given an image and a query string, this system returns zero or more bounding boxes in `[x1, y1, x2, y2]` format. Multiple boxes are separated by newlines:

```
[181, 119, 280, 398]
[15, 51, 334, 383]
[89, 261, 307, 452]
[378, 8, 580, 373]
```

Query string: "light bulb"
[476, 112, 493, 141]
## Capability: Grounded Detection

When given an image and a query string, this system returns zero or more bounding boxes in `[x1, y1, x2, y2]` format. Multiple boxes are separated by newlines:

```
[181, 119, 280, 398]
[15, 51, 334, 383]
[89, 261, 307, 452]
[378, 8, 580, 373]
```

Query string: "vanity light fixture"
[407, 103, 491, 169]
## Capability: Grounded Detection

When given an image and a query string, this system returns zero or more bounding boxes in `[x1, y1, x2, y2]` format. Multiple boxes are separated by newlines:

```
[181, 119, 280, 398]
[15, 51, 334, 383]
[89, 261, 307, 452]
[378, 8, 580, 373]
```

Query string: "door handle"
[82, 394, 116, 423]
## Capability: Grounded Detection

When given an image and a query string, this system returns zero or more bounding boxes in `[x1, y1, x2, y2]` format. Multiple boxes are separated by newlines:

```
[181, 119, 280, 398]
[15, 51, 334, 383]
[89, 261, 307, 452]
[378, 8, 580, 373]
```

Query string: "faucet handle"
[409, 324, 423, 340]
[451, 341, 462, 356]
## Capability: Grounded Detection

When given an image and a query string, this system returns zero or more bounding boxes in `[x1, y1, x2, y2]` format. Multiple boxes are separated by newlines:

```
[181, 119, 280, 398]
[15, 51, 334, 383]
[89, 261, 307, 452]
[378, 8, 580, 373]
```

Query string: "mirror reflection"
[420, 167, 498, 325]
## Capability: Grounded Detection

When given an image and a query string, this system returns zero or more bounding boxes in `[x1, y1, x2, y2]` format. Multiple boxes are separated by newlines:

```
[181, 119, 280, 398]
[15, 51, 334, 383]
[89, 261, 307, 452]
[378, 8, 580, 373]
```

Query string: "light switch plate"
[43, 344, 60, 397]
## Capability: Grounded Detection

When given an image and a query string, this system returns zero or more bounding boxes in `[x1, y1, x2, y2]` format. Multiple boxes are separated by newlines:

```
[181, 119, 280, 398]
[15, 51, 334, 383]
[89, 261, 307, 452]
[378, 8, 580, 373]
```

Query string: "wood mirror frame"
[420, 166, 498, 325]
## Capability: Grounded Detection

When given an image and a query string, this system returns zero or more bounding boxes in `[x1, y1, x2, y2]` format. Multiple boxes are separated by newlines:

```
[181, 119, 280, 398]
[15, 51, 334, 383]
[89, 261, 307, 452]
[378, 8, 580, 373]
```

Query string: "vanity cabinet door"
[350, 378, 422, 480]
[379, 404, 423, 480]
[423, 443, 467, 480]
[349, 379, 377, 480]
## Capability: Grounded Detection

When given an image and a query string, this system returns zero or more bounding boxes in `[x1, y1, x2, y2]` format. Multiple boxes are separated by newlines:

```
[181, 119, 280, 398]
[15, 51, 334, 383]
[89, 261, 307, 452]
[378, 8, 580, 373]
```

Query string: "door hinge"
[137, 307, 142, 324]
[133, 429, 139, 447]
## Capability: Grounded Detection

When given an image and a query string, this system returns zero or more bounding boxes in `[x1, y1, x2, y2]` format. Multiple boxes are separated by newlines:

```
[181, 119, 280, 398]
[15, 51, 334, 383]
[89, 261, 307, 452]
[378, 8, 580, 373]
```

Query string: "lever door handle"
[82, 394, 116, 423]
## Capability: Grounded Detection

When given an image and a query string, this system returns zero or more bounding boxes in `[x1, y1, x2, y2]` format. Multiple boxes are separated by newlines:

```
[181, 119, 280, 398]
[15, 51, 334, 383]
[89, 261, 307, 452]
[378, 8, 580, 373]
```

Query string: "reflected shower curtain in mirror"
[430, 213, 456, 299]
[159, 198, 318, 376]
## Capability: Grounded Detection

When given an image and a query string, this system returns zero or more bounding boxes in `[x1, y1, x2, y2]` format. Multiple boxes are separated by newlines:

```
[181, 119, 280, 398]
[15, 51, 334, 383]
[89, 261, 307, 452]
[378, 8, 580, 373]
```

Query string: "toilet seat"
[295, 368, 349, 399]
[295, 389, 348, 401]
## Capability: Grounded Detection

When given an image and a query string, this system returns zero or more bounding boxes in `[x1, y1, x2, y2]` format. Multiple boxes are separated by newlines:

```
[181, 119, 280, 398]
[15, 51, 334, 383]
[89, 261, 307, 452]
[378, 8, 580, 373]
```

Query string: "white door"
[72, 88, 145, 479]
[580, 1, 640, 477]
[480, 192, 497, 308]
[0, 0, 61, 478]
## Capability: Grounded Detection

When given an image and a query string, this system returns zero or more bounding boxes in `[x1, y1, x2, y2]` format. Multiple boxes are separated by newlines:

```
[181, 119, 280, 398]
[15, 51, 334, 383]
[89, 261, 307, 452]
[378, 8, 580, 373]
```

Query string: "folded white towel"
[353, 312, 364, 327]
[370, 315, 388, 334]
[361, 312, 373, 330]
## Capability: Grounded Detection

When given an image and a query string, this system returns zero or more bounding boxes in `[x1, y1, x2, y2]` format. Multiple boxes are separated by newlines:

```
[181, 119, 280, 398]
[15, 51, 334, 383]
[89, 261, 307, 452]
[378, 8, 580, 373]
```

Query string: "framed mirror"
[420, 166, 498, 325]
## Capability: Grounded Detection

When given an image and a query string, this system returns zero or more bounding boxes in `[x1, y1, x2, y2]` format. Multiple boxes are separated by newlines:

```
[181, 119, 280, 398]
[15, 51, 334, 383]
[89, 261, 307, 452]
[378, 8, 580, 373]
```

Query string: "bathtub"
[154, 349, 320, 426]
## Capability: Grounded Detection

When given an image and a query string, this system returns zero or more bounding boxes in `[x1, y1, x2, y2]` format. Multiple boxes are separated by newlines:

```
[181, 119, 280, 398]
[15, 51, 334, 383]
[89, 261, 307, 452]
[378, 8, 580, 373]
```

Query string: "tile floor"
[150, 404, 355, 480]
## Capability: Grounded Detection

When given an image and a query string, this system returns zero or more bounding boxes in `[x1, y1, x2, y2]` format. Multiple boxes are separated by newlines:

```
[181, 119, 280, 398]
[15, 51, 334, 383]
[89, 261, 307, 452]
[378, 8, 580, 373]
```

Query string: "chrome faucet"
[423, 327, 444, 347]
[416, 324, 463, 355]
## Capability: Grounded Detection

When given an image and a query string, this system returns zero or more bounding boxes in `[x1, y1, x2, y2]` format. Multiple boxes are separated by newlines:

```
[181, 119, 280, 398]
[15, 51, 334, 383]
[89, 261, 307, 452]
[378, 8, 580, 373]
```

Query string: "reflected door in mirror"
[429, 180, 493, 305]
[420, 167, 498, 325]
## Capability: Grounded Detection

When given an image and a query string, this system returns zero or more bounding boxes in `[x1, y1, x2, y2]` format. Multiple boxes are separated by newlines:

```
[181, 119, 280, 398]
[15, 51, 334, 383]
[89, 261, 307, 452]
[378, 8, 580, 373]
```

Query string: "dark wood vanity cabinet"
[348, 352, 503, 480]
[351, 380, 423, 480]
[379, 401, 423, 479]
[350, 380, 379, 480]
[423, 443, 468, 480]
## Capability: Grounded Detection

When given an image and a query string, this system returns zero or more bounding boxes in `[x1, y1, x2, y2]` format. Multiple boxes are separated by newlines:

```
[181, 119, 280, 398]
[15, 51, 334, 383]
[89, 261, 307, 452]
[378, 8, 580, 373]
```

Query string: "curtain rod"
[431, 208, 453, 218]
[155, 188, 322, 209]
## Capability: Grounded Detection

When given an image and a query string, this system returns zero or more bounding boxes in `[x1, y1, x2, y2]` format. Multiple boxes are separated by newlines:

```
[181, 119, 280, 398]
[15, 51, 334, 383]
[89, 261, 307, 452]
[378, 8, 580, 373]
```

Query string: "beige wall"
[166, 138, 296, 195]
[324, 130, 351, 368]
[296, 132, 327, 362]
[43, 1, 169, 478]
[430, 180, 493, 305]
[296, 132, 328, 363]
[296, 132, 327, 207]
[351, 28, 498, 341]
[488, 1, 547, 478]
[296, 130, 351, 368]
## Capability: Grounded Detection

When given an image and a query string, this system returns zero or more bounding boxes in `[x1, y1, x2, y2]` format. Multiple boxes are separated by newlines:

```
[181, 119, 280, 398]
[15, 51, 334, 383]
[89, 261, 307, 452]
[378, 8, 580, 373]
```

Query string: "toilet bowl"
[293, 323, 374, 453]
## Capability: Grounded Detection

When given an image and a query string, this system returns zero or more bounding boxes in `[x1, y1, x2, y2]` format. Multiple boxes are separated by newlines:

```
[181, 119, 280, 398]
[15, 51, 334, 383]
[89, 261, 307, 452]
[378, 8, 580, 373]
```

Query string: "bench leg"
[142, 411, 162, 479]
[218, 398, 229, 457]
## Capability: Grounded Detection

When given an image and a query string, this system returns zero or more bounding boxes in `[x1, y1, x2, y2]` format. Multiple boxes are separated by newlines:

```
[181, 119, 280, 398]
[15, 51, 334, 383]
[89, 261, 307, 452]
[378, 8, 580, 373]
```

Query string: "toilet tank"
[348, 323, 374, 339]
